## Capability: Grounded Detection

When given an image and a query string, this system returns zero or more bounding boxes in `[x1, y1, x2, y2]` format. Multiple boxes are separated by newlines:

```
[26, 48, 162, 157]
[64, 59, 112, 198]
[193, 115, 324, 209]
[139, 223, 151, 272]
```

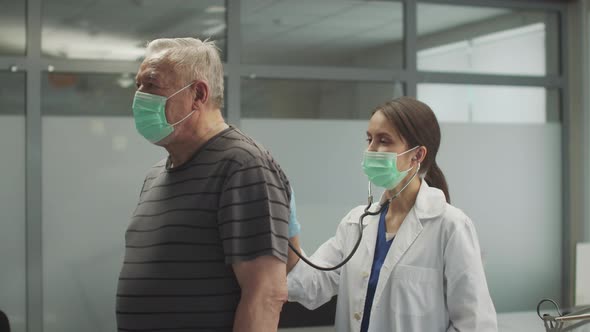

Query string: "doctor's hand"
[287, 187, 302, 273]
[288, 187, 301, 238]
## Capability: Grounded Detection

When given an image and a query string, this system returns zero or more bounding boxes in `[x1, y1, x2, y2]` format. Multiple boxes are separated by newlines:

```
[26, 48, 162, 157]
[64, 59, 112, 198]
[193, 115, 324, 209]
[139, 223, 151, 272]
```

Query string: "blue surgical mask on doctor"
[132, 82, 195, 144]
[362, 146, 419, 189]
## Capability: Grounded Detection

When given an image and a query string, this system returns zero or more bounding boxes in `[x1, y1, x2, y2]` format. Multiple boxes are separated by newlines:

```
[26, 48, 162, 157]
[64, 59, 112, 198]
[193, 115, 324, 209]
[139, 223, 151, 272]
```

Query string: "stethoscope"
[287, 163, 421, 271]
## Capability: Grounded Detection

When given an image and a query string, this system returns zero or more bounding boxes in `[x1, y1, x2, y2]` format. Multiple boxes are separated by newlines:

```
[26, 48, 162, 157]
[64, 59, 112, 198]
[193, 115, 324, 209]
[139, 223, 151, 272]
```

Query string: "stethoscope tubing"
[288, 164, 421, 271]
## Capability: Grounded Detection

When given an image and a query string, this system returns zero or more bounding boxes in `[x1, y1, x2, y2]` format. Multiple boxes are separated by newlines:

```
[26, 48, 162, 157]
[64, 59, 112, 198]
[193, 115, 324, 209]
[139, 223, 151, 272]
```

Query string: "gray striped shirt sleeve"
[217, 157, 290, 264]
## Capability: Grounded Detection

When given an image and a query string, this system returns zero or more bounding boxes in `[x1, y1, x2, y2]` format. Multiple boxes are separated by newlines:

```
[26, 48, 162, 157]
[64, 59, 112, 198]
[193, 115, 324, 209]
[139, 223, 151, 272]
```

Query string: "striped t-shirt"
[116, 126, 291, 332]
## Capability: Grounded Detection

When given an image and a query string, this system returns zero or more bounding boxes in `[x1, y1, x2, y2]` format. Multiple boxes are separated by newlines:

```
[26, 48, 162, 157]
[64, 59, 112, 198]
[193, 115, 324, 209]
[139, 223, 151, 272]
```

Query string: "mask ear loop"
[167, 81, 195, 100]
[170, 110, 195, 126]
[397, 145, 420, 157]
[167, 82, 197, 127]
[399, 146, 421, 173]
[391, 162, 420, 200]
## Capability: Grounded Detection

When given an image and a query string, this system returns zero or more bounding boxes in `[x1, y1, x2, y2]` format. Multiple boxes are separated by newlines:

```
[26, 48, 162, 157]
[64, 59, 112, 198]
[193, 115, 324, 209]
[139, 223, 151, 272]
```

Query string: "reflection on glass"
[42, 73, 164, 332]
[417, 83, 559, 123]
[42, 73, 137, 116]
[0, 72, 26, 332]
[42, 116, 164, 332]
[0, 0, 26, 55]
[242, 78, 403, 119]
[241, 0, 403, 67]
[42, 72, 226, 117]
[42, 0, 227, 61]
[417, 4, 559, 76]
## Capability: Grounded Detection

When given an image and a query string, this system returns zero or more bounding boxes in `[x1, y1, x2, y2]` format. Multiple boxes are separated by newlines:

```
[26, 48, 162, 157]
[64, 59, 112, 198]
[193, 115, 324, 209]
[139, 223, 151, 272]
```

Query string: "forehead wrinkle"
[139, 53, 178, 82]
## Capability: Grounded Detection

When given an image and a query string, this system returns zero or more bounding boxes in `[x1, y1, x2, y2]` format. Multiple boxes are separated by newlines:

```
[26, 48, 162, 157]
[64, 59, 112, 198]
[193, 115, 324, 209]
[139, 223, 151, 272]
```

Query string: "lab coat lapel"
[370, 181, 446, 307]
[372, 207, 424, 307]
[362, 212, 380, 262]
[361, 197, 386, 259]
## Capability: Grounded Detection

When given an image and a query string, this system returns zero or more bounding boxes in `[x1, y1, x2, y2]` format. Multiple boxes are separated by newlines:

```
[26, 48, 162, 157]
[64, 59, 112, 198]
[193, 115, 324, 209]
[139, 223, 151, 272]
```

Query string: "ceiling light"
[90, 120, 106, 136]
[112, 136, 129, 152]
[116, 73, 135, 89]
[201, 19, 223, 26]
[473, 23, 544, 46]
[205, 6, 226, 14]
[202, 24, 226, 37]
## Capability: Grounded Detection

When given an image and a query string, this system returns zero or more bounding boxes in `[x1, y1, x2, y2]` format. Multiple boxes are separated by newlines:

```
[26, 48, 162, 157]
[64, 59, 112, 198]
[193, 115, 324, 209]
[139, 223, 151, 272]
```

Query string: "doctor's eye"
[366, 137, 372, 144]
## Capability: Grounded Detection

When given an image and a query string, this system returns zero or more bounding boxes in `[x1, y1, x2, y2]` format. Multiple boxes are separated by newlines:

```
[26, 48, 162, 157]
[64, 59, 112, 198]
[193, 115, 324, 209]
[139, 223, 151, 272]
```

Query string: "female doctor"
[286, 97, 497, 332]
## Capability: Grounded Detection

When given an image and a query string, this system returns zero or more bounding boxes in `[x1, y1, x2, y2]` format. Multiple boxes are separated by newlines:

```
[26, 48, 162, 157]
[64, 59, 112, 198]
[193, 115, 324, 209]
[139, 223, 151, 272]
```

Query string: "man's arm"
[217, 154, 292, 331]
[233, 255, 288, 332]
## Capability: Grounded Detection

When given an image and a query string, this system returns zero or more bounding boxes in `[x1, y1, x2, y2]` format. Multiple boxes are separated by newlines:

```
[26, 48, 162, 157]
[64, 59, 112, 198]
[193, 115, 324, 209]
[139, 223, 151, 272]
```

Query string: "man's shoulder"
[211, 127, 275, 165]
[144, 158, 167, 177]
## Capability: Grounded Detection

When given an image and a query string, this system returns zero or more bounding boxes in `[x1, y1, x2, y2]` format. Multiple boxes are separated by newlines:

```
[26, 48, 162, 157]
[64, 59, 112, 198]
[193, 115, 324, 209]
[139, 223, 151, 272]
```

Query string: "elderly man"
[116, 38, 292, 332]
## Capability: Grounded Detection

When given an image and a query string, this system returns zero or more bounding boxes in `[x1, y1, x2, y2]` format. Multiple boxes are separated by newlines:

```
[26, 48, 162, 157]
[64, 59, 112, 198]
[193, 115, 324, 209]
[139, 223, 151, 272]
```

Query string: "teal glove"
[288, 187, 301, 238]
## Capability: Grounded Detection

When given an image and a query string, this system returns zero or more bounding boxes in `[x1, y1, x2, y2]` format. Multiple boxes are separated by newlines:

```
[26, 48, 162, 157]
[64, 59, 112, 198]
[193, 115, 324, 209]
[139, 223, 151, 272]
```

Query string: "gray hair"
[145, 38, 224, 108]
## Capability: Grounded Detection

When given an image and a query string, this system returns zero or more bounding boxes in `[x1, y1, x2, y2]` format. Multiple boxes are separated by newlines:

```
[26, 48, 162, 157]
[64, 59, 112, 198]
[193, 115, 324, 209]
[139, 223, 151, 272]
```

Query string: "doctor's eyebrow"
[367, 131, 394, 139]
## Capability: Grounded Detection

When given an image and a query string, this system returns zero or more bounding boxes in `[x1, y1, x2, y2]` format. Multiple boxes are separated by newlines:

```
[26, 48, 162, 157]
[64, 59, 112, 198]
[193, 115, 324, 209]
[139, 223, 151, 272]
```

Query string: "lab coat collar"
[379, 180, 447, 219]
[345, 180, 447, 226]
[413, 180, 447, 220]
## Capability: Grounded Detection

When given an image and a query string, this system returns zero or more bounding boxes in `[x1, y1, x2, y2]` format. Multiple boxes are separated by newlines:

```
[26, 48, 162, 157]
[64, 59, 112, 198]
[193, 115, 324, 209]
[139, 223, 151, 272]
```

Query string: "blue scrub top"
[360, 205, 394, 332]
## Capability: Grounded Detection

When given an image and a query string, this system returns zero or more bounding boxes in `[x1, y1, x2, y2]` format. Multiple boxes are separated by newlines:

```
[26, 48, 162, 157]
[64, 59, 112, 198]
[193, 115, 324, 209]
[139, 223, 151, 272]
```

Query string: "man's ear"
[193, 81, 209, 109]
[193, 81, 209, 104]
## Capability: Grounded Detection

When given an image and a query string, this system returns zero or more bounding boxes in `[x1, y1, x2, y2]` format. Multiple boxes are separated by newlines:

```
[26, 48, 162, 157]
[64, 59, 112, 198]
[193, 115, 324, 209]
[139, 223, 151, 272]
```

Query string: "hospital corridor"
[1, 0, 590, 331]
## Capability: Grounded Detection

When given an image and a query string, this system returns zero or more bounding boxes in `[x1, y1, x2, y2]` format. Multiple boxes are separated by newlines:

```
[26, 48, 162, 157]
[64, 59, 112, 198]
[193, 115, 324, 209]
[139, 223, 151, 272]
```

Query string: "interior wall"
[42, 117, 161, 332]
[36, 115, 563, 332]
[242, 119, 562, 313]
[0, 115, 26, 332]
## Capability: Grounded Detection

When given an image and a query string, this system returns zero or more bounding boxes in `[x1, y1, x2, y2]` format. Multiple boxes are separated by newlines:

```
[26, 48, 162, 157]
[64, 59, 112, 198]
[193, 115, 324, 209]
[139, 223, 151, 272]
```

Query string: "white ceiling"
[240, 1, 517, 65]
[0, 0, 26, 55]
[0, 0, 528, 63]
[241, 0, 404, 65]
[41, 0, 227, 60]
[417, 4, 511, 36]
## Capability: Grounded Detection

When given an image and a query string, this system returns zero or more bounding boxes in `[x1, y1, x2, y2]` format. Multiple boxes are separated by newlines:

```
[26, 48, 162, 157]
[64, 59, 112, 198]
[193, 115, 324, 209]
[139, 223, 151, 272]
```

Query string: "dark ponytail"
[373, 97, 451, 203]
[424, 161, 450, 203]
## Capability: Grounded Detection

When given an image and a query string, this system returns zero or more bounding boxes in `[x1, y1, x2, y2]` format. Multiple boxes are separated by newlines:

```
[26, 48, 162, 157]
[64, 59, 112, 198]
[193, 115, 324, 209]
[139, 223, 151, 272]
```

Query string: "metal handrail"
[538, 299, 590, 331]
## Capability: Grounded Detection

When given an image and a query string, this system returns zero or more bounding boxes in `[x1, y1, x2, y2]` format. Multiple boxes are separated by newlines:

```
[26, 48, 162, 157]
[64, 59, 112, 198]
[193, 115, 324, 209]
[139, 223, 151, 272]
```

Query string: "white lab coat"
[288, 181, 497, 332]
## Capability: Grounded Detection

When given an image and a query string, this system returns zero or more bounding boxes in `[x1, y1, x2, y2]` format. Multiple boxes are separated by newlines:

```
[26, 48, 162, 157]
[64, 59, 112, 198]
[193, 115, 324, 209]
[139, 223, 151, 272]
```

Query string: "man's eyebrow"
[137, 72, 160, 83]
